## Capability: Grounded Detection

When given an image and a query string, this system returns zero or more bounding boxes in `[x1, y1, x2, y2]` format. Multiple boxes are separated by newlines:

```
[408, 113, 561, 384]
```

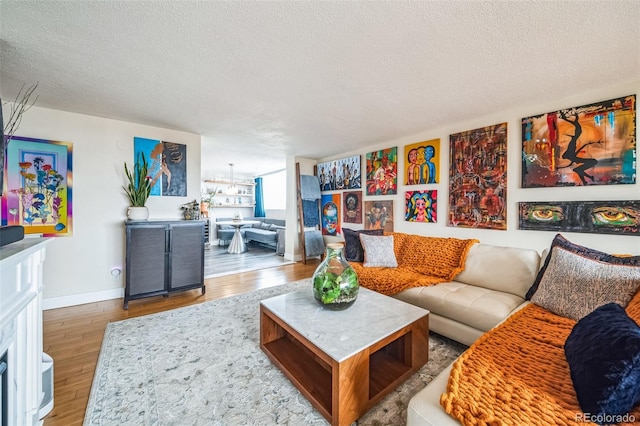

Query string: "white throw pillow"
[359, 234, 398, 268]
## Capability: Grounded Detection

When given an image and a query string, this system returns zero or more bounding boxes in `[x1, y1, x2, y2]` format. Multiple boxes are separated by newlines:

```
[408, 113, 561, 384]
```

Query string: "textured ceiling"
[1, 1, 639, 177]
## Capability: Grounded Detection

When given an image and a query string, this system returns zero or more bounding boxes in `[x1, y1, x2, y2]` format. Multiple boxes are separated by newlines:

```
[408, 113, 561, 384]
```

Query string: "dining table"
[216, 220, 260, 253]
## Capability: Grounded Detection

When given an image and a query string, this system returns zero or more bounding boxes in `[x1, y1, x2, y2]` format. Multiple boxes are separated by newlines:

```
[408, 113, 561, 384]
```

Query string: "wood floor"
[42, 259, 320, 426]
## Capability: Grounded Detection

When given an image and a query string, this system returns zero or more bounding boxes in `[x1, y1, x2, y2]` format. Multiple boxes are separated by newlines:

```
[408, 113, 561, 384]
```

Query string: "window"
[262, 169, 286, 210]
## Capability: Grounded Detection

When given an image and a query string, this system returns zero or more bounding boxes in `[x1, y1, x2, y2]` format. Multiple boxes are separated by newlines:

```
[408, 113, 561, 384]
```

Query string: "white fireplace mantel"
[0, 238, 52, 426]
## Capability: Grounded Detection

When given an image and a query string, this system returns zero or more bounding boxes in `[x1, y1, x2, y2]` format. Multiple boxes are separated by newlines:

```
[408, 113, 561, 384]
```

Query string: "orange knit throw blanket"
[440, 292, 640, 425]
[350, 232, 478, 296]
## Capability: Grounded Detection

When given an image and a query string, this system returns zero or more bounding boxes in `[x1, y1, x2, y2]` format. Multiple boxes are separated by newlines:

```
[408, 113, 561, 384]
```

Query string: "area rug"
[85, 280, 466, 425]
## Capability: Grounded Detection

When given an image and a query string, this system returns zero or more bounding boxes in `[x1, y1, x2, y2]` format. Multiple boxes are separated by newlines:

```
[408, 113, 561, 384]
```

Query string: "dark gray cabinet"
[124, 220, 205, 309]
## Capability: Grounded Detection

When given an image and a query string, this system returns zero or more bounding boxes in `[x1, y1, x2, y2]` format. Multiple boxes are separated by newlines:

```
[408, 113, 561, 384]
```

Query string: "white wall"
[4, 79, 638, 307]
[317, 80, 640, 256]
[1, 105, 202, 308]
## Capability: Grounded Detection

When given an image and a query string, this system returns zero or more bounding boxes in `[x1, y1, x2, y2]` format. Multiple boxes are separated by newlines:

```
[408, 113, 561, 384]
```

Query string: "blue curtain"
[254, 177, 266, 217]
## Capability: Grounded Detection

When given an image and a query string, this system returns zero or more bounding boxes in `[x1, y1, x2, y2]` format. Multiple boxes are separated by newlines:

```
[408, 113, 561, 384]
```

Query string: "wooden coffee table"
[260, 287, 429, 426]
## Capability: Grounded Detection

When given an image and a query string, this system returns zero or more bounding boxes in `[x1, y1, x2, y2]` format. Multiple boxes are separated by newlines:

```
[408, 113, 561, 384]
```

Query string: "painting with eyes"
[521, 95, 636, 188]
[405, 190, 437, 223]
[518, 200, 640, 236]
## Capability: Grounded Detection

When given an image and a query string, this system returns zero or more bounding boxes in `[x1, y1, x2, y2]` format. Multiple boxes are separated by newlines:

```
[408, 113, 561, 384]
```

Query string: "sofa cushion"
[245, 228, 276, 240]
[342, 227, 384, 262]
[395, 282, 525, 332]
[359, 234, 398, 268]
[527, 234, 640, 321]
[454, 244, 540, 299]
[259, 222, 271, 230]
[565, 302, 640, 417]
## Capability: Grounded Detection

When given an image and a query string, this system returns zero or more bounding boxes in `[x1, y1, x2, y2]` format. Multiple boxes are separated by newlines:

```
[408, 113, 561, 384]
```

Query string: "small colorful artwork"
[317, 155, 361, 191]
[343, 191, 362, 224]
[364, 200, 394, 232]
[1, 136, 73, 236]
[321, 193, 341, 236]
[519, 200, 640, 236]
[522, 94, 636, 187]
[365, 147, 397, 195]
[405, 139, 439, 185]
[449, 123, 508, 230]
[405, 190, 437, 223]
[134, 137, 187, 196]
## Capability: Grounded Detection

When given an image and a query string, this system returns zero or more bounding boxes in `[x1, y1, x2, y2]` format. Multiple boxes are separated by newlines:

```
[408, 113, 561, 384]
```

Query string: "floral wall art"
[1, 136, 73, 236]
[134, 136, 187, 196]
[521, 95, 636, 187]
[448, 123, 508, 230]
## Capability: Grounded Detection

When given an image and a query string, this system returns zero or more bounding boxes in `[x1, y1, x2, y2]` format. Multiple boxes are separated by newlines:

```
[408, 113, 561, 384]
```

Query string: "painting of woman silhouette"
[522, 94, 636, 188]
[134, 136, 187, 196]
[405, 139, 439, 185]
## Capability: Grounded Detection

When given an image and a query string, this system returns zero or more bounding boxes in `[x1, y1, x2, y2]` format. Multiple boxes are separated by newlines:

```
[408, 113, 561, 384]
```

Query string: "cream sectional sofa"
[393, 242, 541, 346]
[392, 242, 542, 426]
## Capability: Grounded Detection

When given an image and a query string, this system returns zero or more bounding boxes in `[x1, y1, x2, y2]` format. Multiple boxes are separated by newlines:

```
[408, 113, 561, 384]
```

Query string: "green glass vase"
[312, 243, 359, 310]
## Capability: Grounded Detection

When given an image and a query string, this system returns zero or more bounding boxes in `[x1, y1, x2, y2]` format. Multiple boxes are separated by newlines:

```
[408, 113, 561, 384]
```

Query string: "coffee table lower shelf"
[260, 305, 429, 426]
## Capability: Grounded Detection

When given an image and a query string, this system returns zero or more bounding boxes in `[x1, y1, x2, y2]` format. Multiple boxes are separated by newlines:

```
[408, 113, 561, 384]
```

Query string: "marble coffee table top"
[260, 286, 429, 362]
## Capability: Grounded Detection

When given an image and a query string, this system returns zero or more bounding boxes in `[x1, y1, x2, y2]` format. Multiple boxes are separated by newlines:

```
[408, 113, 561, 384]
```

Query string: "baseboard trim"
[43, 288, 124, 310]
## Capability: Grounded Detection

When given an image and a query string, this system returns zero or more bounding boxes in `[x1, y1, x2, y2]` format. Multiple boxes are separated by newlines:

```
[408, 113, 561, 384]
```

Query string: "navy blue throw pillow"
[564, 303, 640, 419]
[342, 228, 384, 262]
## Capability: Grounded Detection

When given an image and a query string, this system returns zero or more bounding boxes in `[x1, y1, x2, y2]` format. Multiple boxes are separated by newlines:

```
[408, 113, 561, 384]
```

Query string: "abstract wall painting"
[522, 94, 636, 188]
[134, 137, 187, 196]
[518, 200, 640, 236]
[317, 155, 361, 191]
[364, 200, 394, 232]
[321, 193, 341, 236]
[1, 136, 73, 236]
[405, 190, 437, 223]
[365, 147, 397, 195]
[404, 139, 440, 185]
[343, 190, 362, 224]
[448, 123, 508, 230]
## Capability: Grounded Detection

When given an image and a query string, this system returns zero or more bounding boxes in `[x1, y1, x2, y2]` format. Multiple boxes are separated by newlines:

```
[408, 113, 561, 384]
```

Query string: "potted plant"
[123, 152, 151, 220]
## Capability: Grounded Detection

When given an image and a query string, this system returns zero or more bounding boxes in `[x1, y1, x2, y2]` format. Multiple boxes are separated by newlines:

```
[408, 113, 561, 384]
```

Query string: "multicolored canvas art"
[365, 147, 397, 195]
[405, 190, 437, 223]
[317, 155, 361, 191]
[522, 95, 636, 187]
[343, 190, 362, 224]
[364, 200, 394, 232]
[1, 136, 73, 236]
[519, 200, 640, 236]
[404, 139, 439, 185]
[134, 137, 187, 196]
[321, 193, 341, 236]
[448, 123, 508, 230]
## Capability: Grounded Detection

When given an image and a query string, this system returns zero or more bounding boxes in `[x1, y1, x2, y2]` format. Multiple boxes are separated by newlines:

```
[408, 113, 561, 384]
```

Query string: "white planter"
[127, 206, 149, 220]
